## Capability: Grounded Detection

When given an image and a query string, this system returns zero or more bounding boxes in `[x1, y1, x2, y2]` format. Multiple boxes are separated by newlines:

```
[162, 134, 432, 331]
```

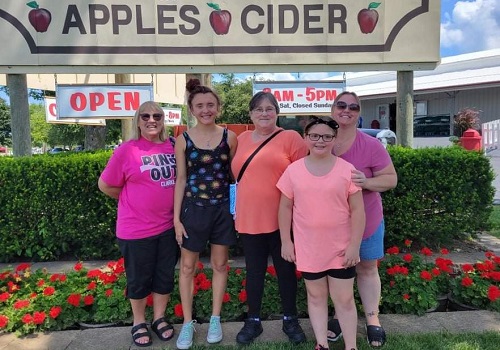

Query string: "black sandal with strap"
[327, 318, 342, 342]
[151, 317, 174, 341]
[131, 323, 153, 347]
[366, 324, 386, 348]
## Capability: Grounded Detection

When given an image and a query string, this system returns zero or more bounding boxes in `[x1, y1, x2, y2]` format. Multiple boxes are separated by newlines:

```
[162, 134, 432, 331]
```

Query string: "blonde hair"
[131, 101, 167, 141]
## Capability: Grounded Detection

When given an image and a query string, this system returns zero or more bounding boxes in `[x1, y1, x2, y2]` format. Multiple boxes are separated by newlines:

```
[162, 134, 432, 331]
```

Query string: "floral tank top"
[183, 128, 231, 206]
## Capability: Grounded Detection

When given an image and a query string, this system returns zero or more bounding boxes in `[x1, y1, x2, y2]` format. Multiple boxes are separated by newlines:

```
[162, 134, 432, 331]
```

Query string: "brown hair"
[186, 78, 221, 109]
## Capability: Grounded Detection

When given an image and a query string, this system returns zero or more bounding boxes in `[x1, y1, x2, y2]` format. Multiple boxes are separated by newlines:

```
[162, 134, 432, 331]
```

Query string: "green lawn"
[488, 205, 500, 239]
[189, 332, 500, 350]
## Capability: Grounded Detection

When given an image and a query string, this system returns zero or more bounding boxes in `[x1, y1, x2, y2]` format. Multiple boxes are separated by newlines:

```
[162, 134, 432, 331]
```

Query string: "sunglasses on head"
[335, 101, 360, 111]
[140, 113, 163, 122]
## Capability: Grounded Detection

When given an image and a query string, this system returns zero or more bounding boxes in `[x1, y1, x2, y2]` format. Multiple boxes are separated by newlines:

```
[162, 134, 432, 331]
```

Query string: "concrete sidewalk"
[1, 311, 500, 350]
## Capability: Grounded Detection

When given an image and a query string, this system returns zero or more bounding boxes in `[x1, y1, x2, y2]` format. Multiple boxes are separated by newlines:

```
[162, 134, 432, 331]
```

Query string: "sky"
[1, 0, 500, 100]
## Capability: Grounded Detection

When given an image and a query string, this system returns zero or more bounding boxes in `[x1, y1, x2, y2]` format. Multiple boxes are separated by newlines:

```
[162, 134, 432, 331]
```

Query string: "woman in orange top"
[231, 91, 308, 345]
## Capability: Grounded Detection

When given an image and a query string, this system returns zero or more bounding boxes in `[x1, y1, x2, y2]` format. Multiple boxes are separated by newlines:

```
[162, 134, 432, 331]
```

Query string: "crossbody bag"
[230, 129, 284, 215]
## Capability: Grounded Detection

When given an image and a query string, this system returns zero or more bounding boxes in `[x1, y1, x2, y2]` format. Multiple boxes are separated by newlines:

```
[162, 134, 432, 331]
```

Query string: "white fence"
[482, 120, 500, 153]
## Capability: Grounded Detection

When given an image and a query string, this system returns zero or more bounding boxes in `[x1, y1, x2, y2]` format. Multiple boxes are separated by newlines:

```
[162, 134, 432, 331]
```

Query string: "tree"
[213, 74, 253, 124]
[47, 124, 85, 148]
[30, 103, 51, 147]
[0, 98, 12, 146]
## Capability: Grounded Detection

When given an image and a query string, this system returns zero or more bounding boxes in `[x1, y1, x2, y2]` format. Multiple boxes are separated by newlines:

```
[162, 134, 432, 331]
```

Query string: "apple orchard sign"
[0, 0, 440, 74]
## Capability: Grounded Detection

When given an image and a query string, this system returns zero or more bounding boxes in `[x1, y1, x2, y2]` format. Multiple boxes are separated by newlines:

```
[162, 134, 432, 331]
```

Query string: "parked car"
[48, 147, 65, 154]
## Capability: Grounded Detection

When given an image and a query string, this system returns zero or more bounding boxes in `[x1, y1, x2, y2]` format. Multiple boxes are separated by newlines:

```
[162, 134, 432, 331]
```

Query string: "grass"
[487, 205, 500, 239]
[188, 332, 500, 350]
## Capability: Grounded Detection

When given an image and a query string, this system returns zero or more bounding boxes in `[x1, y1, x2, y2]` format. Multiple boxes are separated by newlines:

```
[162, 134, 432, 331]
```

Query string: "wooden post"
[7, 74, 31, 157]
[115, 74, 134, 142]
[396, 71, 414, 147]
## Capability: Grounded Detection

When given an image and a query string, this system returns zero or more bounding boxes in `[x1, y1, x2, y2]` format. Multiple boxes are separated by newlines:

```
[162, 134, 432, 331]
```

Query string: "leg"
[305, 277, 329, 349]
[210, 244, 229, 316]
[179, 248, 200, 323]
[151, 293, 174, 340]
[130, 298, 152, 346]
[328, 276, 357, 350]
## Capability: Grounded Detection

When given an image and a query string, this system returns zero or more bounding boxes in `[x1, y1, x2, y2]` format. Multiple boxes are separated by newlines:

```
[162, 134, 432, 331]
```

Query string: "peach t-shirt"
[231, 129, 308, 234]
[277, 157, 360, 272]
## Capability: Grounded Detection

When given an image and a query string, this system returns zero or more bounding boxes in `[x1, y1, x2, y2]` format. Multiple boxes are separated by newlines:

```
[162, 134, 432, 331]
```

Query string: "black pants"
[240, 230, 298, 318]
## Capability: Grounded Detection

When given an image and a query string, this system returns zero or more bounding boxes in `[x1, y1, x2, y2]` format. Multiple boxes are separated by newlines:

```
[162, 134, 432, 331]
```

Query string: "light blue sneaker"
[176, 320, 196, 349]
[206, 315, 223, 343]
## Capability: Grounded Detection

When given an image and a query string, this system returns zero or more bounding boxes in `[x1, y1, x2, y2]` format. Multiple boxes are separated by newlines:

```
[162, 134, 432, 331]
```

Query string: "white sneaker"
[176, 320, 196, 349]
[206, 316, 223, 343]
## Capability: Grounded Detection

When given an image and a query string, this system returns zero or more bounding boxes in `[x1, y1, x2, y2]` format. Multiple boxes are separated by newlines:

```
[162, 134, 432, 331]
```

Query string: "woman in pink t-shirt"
[98, 101, 178, 348]
[278, 116, 365, 350]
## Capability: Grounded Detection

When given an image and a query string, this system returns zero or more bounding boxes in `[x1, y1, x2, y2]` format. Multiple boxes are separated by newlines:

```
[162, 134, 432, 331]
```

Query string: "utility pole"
[396, 71, 414, 147]
[7, 74, 31, 156]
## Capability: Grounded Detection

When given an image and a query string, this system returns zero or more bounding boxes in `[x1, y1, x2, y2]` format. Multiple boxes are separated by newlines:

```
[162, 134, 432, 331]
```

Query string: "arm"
[227, 129, 238, 180]
[97, 177, 121, 199]
[173, 135, 188, 245]
[278, 193, 296, 263]
[342, 190, 365, 267]
[351, 162, 397, 192]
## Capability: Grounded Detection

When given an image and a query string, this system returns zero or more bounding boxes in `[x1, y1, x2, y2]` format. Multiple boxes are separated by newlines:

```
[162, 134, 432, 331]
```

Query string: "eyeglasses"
[253, 107, 276, 114]
[307, 133, 335, 142]
[140, 113, 163, 122]
[335, 101, 361, 111]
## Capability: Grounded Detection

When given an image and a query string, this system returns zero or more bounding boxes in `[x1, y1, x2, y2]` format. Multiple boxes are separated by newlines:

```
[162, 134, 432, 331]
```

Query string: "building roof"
[328, 49, 500, 99]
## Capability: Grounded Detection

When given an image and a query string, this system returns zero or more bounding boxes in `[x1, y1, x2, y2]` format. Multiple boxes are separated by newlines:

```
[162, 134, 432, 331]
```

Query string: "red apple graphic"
[27, 1, 52, 33]
[358, 2, 381, 34]
[207, 2, 231, 35]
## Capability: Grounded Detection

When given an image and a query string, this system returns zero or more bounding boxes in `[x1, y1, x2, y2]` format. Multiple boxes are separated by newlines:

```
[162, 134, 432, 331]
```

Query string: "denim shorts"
[359, 220, 385, 261]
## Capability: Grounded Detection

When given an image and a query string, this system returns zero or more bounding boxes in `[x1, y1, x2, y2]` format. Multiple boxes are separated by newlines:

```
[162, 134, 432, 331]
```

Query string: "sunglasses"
[140, 113, 163, 122]
[335, 101, 360, 111]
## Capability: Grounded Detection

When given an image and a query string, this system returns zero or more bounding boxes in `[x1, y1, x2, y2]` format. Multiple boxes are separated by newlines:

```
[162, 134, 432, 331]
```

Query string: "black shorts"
[301, 267, 356, 280]
[180, 200, 237, 253]
[117, 228, 179, 299]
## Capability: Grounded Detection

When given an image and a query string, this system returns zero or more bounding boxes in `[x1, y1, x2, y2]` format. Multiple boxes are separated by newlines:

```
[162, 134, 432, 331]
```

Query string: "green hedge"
[0, 146, 494, 262]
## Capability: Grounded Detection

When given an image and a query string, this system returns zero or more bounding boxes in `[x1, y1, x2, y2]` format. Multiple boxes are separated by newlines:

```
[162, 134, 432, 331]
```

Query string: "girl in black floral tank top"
[182, 129, 231, 206]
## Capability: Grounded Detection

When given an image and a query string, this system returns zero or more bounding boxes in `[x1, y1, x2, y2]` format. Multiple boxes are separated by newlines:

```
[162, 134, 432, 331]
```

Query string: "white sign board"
[163, 108, 182, 126]
[253, 81, 345, 115]
[44, 97, 106, 125]
[56, 84, 153, 118]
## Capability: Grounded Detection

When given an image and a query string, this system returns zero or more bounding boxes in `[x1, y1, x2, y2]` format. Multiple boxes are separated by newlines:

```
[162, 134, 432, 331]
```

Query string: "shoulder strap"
[236, 130, 284, 183]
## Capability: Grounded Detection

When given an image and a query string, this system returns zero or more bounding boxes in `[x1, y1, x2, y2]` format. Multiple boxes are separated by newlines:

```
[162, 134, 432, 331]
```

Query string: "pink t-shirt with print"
[100, 137, 176, 240]
[277, 157, 360, 272]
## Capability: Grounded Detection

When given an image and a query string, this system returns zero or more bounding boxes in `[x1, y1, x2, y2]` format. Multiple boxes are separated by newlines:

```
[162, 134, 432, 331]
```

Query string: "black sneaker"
[282, 316, 306, 344]
[236, 318, 263, 345]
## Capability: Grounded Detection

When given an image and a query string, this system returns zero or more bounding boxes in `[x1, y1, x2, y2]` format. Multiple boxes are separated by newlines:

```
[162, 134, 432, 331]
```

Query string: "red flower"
[0, 315, 8, 328]
[43, 286, 55, 296]
[390, 280, 395, 287]
[15, 263, 31, 272]
[33, 311, 46, 325]
[37, 279, 45, 287]
[21, 313, 33, 325]
[49, 274, 60, 282]
[386, 246, 399, 255]
[13, 299, 30, 309]
[238, 290, 247, 303]
[0, 292, 10, 302]
[222, 292, 231, 303]
[59, 274, 67, 282]
[295, 270, 302, 279]
[200, 279, 212, 291]
[461, 276, 474, 287]
[7, 281, 19, 293]
[67, 293, 81, 307]
[0, 271, 9, 280]
[174, 303, 183, 317]
[403, 294, 410, 300]
[235, 269, 242, 275]
[241, 279, 246, 287]
[74, 262, 83, 271]
[487, 285, 500, 302]
[83, 295, 94, 306]
[420, 270, 432, 281]
[87, 269, 102, 279]
[431, 267, 441, 277]
[105, 289, 113, 297]
[403, 254, 413, 263]
[195, 273, 208, 282]
[489, 271, 500, 282]
[197, 261, 204, 270]
[435, 257, 453, 273]
[87, 281, 97, 290]
[30, 292, 37, 299]
[266, 266, 277, 277]
[462, 264, 475, 273]
[420, 247, 432, 256]
[49, 306, 62, 319]
[440, 248, 449, 255]
[404, 239, 412, 247]
[146, 294, 153, 307]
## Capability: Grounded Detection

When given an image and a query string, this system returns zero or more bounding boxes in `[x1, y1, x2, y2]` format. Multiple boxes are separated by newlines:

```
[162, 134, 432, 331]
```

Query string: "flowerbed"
[1, 245, 499, 336]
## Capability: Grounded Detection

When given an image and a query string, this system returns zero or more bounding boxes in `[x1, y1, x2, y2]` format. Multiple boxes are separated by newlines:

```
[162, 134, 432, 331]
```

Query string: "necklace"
[204, 134, 214, 147]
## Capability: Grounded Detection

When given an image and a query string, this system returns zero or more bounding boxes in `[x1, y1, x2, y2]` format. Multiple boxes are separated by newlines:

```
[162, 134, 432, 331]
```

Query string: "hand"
[281, 241, 296, 263]
[351, 169, 367, 189]
[174, 222, 188, 246]
[341, 245, 360, 268]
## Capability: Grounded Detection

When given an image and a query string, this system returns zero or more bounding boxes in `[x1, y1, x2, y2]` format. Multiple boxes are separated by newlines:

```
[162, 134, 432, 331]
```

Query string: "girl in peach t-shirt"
[277, 117, 365, 350]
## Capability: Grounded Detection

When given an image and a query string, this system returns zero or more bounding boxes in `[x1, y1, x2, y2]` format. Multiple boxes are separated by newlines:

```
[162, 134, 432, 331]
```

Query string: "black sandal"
[131, 323, 153, 347]
[366, 324, 386, 348]
[151, 317, 174, 341]
[327, 318, 342, 342]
